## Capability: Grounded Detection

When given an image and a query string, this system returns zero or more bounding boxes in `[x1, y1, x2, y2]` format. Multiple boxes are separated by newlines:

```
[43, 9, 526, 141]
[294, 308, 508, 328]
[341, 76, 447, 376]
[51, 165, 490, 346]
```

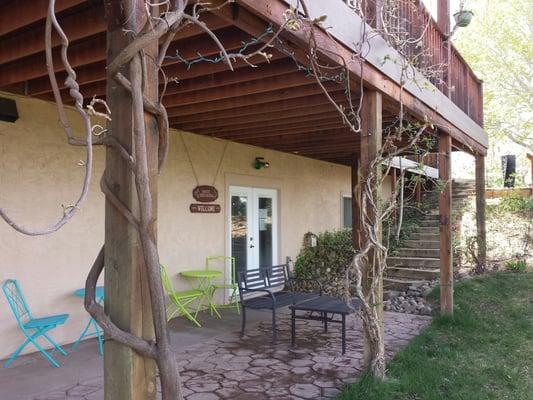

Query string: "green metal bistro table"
[73, 286, 104, 355]
[180, 270, 222, 319]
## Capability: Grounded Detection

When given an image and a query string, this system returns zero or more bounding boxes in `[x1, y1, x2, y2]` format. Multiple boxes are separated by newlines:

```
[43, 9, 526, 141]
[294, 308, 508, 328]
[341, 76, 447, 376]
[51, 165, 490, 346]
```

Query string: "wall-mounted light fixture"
[0, 97, 19, 123]
[254, 157, 270, 170]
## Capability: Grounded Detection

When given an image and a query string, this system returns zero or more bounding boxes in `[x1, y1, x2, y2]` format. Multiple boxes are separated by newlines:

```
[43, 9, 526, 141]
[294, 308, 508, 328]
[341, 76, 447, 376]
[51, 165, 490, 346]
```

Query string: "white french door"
[228, 186, 278, 274]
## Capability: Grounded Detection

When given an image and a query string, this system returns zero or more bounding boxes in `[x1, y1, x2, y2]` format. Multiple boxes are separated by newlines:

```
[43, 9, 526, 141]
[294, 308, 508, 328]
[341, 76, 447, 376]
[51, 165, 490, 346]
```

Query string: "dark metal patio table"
[290, 295, 361, 354]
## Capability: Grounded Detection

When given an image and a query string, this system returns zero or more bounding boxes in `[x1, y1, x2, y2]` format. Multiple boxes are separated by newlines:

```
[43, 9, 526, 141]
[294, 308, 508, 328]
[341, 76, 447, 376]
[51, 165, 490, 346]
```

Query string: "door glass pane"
[231, 195, 248, 274]
[258, 197, 273, 268]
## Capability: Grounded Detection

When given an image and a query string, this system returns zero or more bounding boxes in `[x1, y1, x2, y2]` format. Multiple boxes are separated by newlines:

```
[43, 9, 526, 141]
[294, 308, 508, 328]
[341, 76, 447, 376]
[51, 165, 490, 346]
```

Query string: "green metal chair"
[206, 256, 240, 314]
[160, 265, 204, 327]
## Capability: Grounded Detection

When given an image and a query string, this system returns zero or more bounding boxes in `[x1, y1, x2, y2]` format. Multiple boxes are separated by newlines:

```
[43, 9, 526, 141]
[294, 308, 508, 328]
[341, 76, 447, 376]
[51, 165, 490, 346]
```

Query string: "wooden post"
[527, 154, 533, 187]
[475, 154, 487, 270]
[391, 168, 397, 219]
[437, 0, 450, 35]
[415, 180, 422, 205]
[104, 1, 158, 399]
[360, 90, 383, 365]
[351, 154, 360, 248]
[438, 133, 453, 315]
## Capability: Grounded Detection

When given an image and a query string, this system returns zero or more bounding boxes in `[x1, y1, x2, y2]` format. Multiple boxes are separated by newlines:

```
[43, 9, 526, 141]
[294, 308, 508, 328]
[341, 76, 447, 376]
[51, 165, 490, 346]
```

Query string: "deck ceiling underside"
[0, 0, 437, 166]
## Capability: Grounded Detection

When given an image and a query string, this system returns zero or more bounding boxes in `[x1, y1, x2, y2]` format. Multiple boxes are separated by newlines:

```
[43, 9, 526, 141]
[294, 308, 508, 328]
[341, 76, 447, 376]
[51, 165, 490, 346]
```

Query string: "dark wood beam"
[163, 71, 318, 107]
[0, 0, 85, 37]
[166, 82, 339, 116]
[0, 5, 105, 65]
[206, 118, 345, 139]
[223, 0, 486, 155]
[438, 132, 453, 315]
[0, 22, 236, 87]
[177, 103, 349, 131]
[44, 50, 289, 101]
[192, 112, 342, 135]
[173, 91, 349, 123]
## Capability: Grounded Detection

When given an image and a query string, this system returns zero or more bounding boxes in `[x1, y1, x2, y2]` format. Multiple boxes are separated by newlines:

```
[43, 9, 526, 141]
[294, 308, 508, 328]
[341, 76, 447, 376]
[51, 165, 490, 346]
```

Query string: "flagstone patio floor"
[3, 309, 431, 400]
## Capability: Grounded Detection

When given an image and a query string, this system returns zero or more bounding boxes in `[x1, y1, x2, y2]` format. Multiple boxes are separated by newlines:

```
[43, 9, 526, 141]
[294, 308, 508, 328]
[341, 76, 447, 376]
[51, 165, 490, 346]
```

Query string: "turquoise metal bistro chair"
[2, 279, 69, 368]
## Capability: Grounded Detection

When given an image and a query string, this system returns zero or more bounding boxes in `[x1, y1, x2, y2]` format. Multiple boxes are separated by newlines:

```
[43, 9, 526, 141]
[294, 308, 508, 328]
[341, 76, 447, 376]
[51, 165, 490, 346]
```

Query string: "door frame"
[226, 185, 279, 276]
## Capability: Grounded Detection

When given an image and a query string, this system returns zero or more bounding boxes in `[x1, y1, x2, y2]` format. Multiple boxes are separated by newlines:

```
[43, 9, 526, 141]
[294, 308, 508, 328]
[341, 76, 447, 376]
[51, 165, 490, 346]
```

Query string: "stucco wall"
[0, 94, 356, 360]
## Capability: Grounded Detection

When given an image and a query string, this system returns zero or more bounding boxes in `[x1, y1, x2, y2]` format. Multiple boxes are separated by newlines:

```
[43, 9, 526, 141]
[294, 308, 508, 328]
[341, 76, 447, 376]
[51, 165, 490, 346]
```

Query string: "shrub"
[294, 230, 354, 296]
[505, 259, 528, 272]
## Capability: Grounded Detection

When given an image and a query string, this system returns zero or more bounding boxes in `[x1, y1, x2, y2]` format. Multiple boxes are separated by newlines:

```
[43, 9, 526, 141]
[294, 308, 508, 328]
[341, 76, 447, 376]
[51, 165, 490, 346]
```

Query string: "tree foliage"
[454, 0, 533, 151]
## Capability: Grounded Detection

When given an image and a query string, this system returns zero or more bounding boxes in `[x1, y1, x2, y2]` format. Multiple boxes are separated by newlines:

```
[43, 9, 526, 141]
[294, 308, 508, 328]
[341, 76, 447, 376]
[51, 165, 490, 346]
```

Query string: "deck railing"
[342, 0, 483, 126]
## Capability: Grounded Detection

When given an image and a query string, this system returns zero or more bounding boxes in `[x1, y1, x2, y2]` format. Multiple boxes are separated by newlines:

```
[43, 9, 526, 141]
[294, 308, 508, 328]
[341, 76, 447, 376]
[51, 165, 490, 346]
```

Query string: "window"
[342, 196, 352, 229]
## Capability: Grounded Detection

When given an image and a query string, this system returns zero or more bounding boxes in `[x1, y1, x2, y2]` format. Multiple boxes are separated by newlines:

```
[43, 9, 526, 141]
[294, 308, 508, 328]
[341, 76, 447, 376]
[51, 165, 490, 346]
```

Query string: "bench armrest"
[287, 276, 323, 295]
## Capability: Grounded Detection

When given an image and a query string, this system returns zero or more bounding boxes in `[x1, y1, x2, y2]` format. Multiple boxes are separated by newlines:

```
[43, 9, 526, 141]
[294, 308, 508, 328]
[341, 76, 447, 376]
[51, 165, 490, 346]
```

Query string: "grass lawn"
[339, 272, 533, 400]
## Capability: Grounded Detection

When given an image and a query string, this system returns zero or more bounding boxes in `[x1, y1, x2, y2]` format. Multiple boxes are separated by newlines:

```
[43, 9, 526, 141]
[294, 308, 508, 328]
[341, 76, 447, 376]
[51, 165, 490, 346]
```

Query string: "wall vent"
[0, 97, 19, 123]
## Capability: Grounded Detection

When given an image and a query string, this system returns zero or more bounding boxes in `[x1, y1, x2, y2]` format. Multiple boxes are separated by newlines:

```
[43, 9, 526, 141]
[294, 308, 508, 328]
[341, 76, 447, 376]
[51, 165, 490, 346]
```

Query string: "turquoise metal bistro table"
[72, 286, 104, 355]
[180, 270, 222, 319]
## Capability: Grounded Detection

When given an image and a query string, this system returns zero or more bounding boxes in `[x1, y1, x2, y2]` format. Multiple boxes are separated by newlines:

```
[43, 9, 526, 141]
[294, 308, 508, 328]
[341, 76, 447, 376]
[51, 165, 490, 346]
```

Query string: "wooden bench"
[237, 264, 322, 342]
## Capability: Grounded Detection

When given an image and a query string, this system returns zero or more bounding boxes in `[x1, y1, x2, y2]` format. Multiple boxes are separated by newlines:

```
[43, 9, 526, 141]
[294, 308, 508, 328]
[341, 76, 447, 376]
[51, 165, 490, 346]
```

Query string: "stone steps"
[414, 226, 439, 234]
[396, 247, 440, 258]
[383, 181, 475, 294]
[383, 277, 427, 292]
[408, 232, 439, 241]
[387, 256, 440, 269]
[386, 267, 440, 281]
[404, 240, 440, 249]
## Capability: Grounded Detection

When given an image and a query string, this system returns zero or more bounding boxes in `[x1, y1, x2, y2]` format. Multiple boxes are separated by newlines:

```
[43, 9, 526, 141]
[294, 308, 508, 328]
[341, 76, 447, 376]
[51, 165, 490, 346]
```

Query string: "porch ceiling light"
[254, 157, 270, 170]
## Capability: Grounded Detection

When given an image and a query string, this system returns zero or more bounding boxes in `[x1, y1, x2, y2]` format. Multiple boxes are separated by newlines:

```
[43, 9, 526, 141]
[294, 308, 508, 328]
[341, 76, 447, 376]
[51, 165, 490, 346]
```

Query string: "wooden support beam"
[212, 119, 346, 140]
[175, 101, 347, 130]
[0, 22, 236, 87]
[193, 113, 342, 135]
[221, 0, 487, 155]
[0, 5, 105, 65]
[475, 154, 487, 270]
[0, 0, 85, 37]
[438, 132, 453, 315]
[437, 0, 451, 35]
[359, 90, 384, 368]
[163, 71, 317, 108]
[172, 91, 347, 123]
[352, 155, 360, 247]
[103, 1, 157, 398]
[26, 14, 235, 96]
[166, 82, 339, 116]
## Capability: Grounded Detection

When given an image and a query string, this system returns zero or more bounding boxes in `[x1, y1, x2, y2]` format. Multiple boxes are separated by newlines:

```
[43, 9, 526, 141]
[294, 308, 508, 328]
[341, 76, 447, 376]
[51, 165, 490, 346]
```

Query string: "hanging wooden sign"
[190, 203, 221, 214]
[192, 185, 219, 202]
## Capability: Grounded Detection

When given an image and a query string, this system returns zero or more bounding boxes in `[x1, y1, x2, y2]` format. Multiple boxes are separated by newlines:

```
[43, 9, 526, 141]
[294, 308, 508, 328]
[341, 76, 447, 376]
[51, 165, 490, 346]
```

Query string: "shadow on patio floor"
[1, 309, 431, 400]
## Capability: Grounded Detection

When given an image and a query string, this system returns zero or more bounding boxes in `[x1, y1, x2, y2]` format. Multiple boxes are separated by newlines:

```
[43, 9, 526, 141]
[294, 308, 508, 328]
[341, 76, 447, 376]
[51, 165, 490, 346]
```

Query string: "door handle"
[249, 244, 255, 248]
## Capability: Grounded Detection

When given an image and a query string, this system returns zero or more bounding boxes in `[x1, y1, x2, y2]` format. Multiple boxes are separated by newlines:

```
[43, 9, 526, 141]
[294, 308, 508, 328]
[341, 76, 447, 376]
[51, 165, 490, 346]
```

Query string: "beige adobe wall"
[0, 94, 357, 360]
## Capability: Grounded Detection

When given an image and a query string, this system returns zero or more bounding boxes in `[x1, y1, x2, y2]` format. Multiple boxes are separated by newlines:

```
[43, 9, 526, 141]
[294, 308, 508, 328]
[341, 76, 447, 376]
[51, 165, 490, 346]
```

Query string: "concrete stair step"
[383, 277, 427, 292]
[396, 248, 440, 258]
[409, 232, 439, 241]
[420, 221, 439, 228]
[386, 267, 440, 280]
[387, 256, 440, 268]
[414, 226, 439, 234]
[404, 240, 440, 249]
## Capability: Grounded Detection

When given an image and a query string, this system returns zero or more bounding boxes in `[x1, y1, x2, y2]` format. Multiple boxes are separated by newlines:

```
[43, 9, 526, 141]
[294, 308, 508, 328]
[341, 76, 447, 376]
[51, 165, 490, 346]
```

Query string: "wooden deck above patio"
[0, 0, 488, 164]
